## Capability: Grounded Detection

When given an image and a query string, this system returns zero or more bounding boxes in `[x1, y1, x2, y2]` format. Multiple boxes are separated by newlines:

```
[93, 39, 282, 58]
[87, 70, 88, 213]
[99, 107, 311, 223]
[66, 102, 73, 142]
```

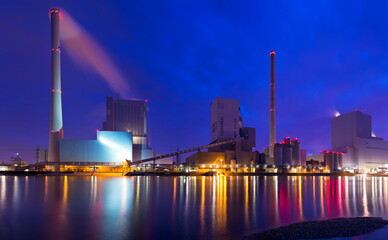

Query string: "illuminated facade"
[332, 110, 388, 170]
[103, 96, 153, 161]
[60, 131, 132, 163]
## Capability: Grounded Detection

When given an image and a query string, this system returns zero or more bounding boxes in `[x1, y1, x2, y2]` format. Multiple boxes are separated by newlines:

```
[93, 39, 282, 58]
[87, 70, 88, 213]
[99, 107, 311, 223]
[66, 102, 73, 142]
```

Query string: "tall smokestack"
[48, 9, 64, 165]
[269, 50, 276, 158]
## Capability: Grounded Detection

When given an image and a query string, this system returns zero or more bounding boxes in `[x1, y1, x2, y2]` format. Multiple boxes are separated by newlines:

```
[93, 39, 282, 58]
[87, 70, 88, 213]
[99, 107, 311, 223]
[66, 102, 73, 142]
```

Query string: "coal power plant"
[41, 9, 151, 172]
[41, 11, 306, 173]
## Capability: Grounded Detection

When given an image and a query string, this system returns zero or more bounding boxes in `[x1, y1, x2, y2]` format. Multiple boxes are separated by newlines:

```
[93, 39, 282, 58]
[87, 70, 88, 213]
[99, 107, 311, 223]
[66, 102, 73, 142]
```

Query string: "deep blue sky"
[2, 0, 388, 163]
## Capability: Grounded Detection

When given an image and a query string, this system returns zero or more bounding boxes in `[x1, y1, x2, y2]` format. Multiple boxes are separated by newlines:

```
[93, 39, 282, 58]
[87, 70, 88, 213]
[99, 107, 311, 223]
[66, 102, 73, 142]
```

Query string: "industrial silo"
[274, 143, 283, 166]
[291, 138, 301, 166]
[283, 145, 292, 165]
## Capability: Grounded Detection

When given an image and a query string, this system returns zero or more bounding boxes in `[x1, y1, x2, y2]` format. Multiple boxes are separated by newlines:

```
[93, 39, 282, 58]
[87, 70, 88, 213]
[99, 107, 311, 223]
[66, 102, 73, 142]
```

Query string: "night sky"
[2, 0, 388, 163]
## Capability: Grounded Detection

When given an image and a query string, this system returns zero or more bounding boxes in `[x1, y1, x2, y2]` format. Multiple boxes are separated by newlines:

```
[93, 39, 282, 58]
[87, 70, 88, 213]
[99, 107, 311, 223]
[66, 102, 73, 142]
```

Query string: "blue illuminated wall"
[60, 131, 133, 163]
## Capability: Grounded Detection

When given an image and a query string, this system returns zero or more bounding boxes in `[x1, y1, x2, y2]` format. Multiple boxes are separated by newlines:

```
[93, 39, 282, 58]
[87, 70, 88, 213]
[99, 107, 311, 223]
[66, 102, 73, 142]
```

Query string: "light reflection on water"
[0, 175, 387, 239]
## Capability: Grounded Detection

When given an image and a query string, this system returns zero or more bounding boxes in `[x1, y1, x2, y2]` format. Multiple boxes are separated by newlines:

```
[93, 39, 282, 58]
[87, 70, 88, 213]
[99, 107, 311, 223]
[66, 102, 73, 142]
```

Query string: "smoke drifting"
[58, 9, 130, 97]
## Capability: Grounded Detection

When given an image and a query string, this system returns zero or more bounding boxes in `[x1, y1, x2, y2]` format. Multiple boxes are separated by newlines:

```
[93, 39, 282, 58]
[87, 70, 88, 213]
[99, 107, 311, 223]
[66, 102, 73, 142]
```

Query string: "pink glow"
[58, 9, 130, 98]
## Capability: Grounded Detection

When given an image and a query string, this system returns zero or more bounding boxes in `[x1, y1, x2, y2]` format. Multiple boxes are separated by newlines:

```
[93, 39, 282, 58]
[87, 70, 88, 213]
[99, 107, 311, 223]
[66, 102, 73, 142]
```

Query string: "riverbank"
[0, 171, 364, 177]
[245, 217, 388, 240]
[126, 172, 358, 177]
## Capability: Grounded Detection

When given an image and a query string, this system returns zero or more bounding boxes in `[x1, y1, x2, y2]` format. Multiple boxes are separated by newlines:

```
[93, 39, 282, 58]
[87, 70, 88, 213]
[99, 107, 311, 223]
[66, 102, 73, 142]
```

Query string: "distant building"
[301, 149, 307, 166]
[103, 96, 153, 161]
[306, 159, 323, 169]
[9, 153, 26, 171]
[307, 152, 324, 163]
[38, 149, 48, 163]
[323, 151, 343, 172]
[210, 97, 240, 142]
[332, 110, 388, 170]
[0, 163, 13, 171]
[273, 137, 301, 166]
[187, 97, 257, 165]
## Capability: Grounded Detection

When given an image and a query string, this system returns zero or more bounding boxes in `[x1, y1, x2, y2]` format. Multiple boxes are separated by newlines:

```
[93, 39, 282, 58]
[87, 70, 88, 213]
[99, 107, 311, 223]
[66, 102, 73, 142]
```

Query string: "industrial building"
[332, 110, 388, 170]
[306, 152, 324, 163]
[60, 131, 133, 163]
[103, 96, 154, 161]
[301, 149, 307, 166]
[323, 151, 343, 172]
[273, 137, 301, 166]
[41, 9, 151, 172]
[186, 97, 258, 165]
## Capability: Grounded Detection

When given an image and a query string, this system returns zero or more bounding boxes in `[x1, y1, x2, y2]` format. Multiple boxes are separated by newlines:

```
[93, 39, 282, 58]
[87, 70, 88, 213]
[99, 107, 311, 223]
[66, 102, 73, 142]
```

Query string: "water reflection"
[1, 175, 388, 239]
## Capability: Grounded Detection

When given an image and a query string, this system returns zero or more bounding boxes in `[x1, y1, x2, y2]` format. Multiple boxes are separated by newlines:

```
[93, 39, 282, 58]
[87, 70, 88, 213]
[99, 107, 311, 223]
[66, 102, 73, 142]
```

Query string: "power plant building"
[323, 151, 343, 172]
[44, 10, 150, 170]
[60, 131, 133, 163]
[210, 97, 240, 142]
[187, 97, 258, 165]
[103, 96, 153, 161]
[273, 137, 301, 166]
[332, 110, 388, 170]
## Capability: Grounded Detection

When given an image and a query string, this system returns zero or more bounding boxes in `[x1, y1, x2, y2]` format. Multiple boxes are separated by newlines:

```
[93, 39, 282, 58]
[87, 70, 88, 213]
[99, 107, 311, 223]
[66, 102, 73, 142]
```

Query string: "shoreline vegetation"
[244, 217, 388, 240]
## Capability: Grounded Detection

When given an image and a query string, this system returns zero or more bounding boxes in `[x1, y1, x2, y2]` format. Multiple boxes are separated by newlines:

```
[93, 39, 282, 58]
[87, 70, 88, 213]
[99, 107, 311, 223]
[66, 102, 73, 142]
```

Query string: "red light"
[96, 129, 99, 132]
[270, 50, 276, 55]
[51, 89, 54, 92]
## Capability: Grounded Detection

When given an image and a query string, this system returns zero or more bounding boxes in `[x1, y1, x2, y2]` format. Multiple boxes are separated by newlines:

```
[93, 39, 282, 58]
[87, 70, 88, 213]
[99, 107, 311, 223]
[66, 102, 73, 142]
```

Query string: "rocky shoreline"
[245, 217, 388, 240]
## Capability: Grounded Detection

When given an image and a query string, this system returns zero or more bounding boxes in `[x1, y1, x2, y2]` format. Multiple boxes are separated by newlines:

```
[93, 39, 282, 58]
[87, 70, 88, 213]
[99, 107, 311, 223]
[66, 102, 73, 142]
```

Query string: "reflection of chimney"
[48, 9, 64, 165]
[269, 50, 276, 158]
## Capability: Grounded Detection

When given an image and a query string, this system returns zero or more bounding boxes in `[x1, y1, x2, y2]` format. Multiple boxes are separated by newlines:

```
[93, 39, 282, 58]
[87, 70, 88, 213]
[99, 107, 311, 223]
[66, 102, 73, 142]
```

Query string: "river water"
[0, 175, 387, 239]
